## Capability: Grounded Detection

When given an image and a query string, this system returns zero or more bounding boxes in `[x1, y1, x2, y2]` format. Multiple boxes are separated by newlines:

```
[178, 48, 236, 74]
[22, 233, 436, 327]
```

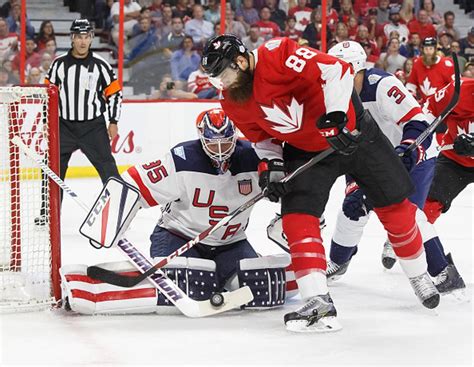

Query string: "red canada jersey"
[406, 56, 454, 101]
[221, 38, 356, 153]
[424, 78, 474, 167]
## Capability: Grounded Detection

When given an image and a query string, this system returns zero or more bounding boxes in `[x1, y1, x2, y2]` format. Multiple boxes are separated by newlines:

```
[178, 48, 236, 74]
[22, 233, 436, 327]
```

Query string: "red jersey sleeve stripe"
[127, 166, 159, 207]
[397, 106, 423, 125]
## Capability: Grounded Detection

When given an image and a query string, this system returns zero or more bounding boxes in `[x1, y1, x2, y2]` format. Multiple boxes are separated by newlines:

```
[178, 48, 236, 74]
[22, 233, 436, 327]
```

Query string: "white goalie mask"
[196, 108, 238, 173]
[328, 41, 367, 73]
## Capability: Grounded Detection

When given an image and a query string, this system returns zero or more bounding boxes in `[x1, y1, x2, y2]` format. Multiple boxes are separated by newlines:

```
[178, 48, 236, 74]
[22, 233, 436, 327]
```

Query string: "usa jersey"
[221, 37, 357, 154]
[360, 68, 436, 158]
[406, 56, 454, 101]
[122, 140, 260, 246]
[424, 78, 474, 167]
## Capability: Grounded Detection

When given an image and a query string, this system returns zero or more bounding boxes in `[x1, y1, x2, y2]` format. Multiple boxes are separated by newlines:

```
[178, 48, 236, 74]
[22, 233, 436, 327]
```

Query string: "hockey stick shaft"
[12, 136, 253, 316]
[403, 53, 460, 156]
[437, 144, 453, 151]
[89, 145, 336, 288]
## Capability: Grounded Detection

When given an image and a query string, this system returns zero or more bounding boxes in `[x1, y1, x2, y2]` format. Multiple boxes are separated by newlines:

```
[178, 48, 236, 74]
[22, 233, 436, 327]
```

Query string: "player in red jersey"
[406, 37, 455, 102]
[201, 34, 440, 332]
[419, 79, 473, 294]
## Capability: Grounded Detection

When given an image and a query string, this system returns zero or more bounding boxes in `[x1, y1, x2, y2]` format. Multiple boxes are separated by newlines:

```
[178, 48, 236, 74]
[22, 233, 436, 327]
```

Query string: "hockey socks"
[424, 237, 449, 277]
[329, 240, 358, 265]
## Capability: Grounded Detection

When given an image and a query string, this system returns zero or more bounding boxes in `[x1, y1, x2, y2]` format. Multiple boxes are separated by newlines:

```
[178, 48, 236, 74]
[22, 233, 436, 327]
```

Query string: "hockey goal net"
[0, 85, 61, 312]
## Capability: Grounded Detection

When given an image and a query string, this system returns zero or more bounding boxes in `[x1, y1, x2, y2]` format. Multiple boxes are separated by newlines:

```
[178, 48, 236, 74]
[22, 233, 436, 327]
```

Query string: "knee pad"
[233, 254, 291, 309]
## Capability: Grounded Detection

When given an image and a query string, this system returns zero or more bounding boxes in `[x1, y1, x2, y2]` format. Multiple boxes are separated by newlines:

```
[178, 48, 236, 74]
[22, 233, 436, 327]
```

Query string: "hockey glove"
[342, 182, 373, 221]
[396, 120, 431, 172]
[317, 111, 359, 155]
[395, 142, 421, 173]
[453, 133, 474, 156]
[258, 159, 288, 202]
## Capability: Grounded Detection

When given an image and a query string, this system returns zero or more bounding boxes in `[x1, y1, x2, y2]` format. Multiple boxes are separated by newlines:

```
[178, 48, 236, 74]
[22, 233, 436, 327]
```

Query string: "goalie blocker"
[61, 254, 290, 314]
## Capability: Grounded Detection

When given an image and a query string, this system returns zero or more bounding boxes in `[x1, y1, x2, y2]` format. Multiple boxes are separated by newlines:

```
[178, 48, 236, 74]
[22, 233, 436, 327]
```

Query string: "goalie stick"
[12, 136, 253, 317]
[402, 53, 461, 156]
[87, 145, 337, 288]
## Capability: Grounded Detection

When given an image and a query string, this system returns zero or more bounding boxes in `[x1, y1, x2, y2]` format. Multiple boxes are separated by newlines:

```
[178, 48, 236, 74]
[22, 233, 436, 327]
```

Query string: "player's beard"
[422, 53, 437, 66]
[227, 68, 254, 104]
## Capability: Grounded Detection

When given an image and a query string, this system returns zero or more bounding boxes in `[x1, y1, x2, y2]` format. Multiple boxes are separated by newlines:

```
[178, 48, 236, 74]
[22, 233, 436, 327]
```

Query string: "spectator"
[283, 15, 303, 41]
[331, 22, 349, 43]
[187, 66, 218, 99]
[420, 0, 442, 25]
[0, 0, 16, 19]
[242, 24, 265, 51]
[172, 0, 192, 19]
[376, 0, 390, 24]
[38, 51, 52, 80]
[379, 37, 407, 73]
[11, 37, 41, 79]
[0, 17, 17, 62]
[35, 21, 56, 52]
[408, 9, 437, 41]
[150, 73, 197, 99]
[450, 40, 467, 73]
[289, 0, 312, 33]
[399, 0, 414, 24]
[361, 41, 379, 67]
[43, 39, 57, 58]
[130, 8, 152, 37]
[355, 24, 380, 55]
[2, 58, 18, 84]
[204, 0, 221, 25]
[403, 57, 414, 79]
[324, 0, 339, 33]
[266, 0, 287, 31]
[394, 69, 406, 84]
[94, 0, 114, 30]
[236, 0, 260, 29]
[162, 16, 186, 56]
[436, 11, 460, 41]
[185, 5, 214, 48]
[339, 0, 356, 25]
[302, 8, 332, 49]
[6, 3, 34, 39]
[353, 0, 377, 17]
[384, 5, 410, 44]
[158, 4, 173, 38]
[462, 62, 474, 78]
[0, 65, 11, 86]
[170, 35, 200, 82]
[255, 6, 281, 41]
[347, 14, 359, 39]
[400, 32, 422, 58]
[437, 31, 453, 56]
[26, 66, 41, 84]
[459, 27, 474, 62]
[148, 0, 163, 26]
[225, 8, 246, 40]
[111, 0, 141, 52]
[365, 8, 385, 49]
[126, 16, 159, 64]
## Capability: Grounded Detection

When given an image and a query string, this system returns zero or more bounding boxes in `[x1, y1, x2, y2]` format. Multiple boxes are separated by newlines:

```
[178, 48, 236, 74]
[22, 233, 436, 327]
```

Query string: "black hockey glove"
[342, 182, 373, 221]
[317, 112, 359, 155]
[453, 133, 474, 156]
[258, 159, 288, 202]
[395, 143, 419, 172]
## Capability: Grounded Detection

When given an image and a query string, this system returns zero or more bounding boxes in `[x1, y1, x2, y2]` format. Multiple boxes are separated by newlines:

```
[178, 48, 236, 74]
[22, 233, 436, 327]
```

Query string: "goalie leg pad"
[235, 254, 291, 309]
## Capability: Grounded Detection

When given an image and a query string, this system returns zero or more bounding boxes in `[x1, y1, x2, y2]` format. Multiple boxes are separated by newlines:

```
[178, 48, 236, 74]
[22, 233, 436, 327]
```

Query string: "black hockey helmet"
[70, 19, 93, 34]
[201, 34, 248, 77]
[422, 37, 437, 47]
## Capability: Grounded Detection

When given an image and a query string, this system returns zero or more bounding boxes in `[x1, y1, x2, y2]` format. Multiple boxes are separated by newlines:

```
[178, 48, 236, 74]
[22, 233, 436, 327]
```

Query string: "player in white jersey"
[61, 108, 289, 314]
[324, 41, 463, 290]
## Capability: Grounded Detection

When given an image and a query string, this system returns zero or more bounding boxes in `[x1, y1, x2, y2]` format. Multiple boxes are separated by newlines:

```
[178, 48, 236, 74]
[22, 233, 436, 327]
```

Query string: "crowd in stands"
[1, 0, 473, 98]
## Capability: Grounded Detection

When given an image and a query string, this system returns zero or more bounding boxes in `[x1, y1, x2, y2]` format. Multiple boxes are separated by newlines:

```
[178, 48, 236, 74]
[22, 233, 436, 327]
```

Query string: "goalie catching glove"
[258, 158, 288, 202]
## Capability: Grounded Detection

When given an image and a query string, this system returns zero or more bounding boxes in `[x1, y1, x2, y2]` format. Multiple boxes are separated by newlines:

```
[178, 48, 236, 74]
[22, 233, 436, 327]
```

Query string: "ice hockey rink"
[1, 176, 472, 366]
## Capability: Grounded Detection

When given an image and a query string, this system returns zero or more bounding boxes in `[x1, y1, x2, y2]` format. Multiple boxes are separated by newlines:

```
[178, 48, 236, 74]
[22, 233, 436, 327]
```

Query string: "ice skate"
[284, 293, 342, 332]
[326, 259, 350, 282]
[435, 253, 466, 297]
[381, 240, 397, 269]
[408, 272, 440, 309]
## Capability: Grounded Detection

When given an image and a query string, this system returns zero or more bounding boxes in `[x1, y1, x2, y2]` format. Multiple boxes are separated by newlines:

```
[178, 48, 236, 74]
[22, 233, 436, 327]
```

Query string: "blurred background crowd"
[0, 0, 473, 99]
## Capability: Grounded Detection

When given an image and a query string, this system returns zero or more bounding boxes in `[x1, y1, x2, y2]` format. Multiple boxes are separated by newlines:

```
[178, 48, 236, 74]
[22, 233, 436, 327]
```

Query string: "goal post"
[0, 85, 61, 312]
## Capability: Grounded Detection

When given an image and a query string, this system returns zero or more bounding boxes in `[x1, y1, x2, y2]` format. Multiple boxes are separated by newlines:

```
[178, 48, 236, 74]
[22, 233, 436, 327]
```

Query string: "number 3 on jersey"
[285, 48, 317, 73]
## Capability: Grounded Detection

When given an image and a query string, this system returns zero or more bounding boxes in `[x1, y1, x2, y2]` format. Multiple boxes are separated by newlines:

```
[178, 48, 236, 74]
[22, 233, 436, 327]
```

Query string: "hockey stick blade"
[403, 53, 461, 156]
[87, 146, 336, 287]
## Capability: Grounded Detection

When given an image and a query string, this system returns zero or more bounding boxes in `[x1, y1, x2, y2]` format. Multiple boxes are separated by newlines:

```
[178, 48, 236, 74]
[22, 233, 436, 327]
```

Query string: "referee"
[36, 19, 122, 225]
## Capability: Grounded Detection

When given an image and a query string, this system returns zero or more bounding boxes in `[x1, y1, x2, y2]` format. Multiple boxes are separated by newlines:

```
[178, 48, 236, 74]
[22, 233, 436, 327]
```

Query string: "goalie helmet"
[196, 108, 238, 173]
[328, 41, 367, 73]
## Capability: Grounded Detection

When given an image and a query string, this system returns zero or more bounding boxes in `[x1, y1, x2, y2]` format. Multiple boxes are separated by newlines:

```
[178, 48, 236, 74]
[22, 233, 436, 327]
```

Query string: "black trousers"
[40, 117, 119, 215]
[281, 110, 414, 218]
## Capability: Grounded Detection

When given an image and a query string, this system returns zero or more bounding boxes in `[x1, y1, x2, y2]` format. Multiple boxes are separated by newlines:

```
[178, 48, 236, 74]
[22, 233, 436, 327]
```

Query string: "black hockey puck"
[210, 293, 224, 307]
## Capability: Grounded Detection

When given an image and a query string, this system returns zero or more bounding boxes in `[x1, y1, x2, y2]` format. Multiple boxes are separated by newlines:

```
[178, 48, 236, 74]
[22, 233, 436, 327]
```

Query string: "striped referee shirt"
[45, 50, 122, 123]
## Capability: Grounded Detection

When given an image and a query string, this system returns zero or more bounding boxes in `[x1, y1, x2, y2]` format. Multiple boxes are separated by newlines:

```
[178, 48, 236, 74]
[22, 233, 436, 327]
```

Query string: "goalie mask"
[196, 108, 238, 174]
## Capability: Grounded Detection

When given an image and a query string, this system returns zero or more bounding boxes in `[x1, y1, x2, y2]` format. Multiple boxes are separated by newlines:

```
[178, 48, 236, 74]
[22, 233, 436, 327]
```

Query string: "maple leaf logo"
[420, 77, 437, 97]
[261, 97, 304, 134]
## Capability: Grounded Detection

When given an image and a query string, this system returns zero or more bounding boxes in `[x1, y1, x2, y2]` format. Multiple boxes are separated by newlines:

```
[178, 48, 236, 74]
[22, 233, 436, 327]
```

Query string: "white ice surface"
[1, 177, 472, 366]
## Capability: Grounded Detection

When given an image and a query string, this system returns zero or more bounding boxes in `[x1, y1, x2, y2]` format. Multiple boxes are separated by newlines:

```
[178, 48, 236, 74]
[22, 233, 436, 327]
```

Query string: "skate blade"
[327, 275, 342, 285]
[442, 288, 468, 302]
[285, 316, 342, 333]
